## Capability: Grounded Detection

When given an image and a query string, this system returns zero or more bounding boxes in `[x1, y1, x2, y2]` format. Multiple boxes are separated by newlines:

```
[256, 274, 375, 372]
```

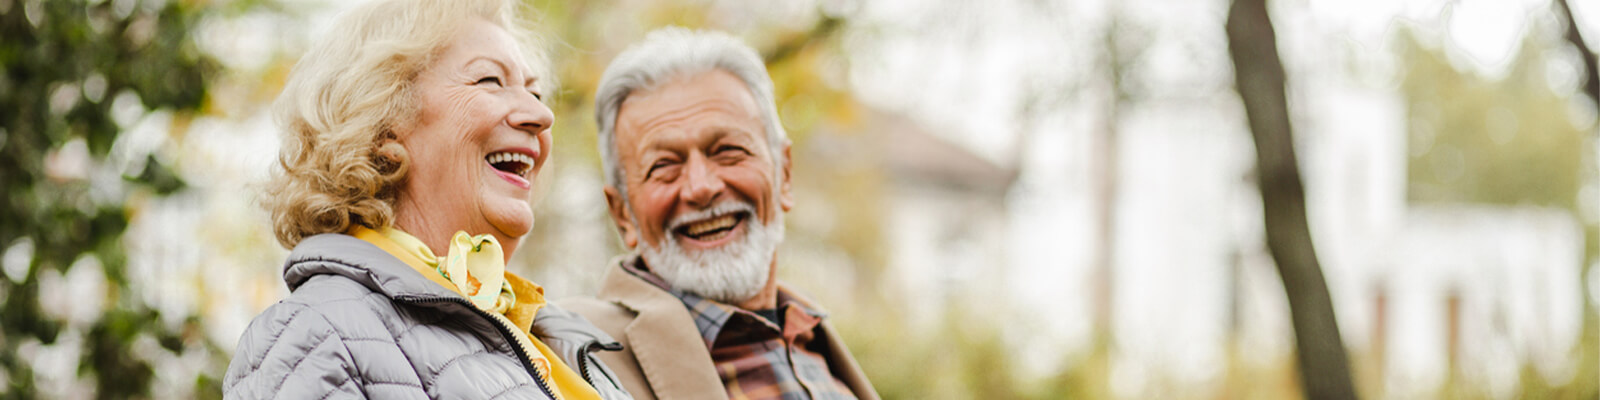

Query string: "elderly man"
[560, 27, 879, 400]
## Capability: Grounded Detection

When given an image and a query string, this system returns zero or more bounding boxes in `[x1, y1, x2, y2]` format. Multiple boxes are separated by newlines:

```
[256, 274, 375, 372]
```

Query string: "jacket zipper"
[578, 338, 627, 389]
[396, 295, 558, 399]
[576, 343, 593, 386]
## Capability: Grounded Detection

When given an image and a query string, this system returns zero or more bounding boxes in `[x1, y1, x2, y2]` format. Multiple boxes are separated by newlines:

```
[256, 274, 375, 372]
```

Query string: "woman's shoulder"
[235, 275, 387, 343]
[224, 295, 356, 395]
[231, 274, 400, 357]
[291, 272, 381, 302]
[224, 279, 400, 398]
[271, 274, 407, 337]
[225, 274, 406, 388]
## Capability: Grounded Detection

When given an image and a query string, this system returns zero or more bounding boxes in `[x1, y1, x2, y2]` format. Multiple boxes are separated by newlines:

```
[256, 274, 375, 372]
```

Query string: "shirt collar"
[621, 255, 826, 348]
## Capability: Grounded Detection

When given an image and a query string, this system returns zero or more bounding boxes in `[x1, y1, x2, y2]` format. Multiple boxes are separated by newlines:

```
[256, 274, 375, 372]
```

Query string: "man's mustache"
[663, 201, 757, 235]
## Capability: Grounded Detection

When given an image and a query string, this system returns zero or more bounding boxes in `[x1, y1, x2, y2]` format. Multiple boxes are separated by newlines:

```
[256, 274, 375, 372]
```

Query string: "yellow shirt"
[351, 227, 602, 400]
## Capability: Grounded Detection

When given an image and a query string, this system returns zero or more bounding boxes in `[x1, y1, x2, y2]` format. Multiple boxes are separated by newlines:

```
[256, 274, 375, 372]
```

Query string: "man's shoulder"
[554, 297, 635, 337]
[555, 296, 632, 316]
[581, 256, 684, 315]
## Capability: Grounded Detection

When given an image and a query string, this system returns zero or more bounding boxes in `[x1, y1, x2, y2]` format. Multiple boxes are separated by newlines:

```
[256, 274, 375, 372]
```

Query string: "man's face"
[605, 69, 793, 302]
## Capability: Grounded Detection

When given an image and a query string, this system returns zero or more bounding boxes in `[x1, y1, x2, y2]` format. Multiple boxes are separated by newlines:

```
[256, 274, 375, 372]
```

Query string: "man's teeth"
[486, 151, 534, 177]
[683, 214, 738, 237]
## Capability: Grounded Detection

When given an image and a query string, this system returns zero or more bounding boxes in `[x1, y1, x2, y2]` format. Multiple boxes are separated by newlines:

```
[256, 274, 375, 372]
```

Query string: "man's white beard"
[638, 201, 784, 304]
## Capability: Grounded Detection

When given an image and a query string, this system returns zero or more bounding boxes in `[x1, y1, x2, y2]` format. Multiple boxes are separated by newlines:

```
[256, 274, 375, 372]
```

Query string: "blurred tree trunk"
[1224, 0, 1358, 399]
[1077, 15, 1128, 400]
[1089, 11, 1125, 355]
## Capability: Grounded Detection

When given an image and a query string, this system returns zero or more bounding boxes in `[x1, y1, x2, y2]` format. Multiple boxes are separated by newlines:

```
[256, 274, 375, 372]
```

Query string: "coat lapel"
[596, 262, 726, 400]
[778, 283, 882, 400]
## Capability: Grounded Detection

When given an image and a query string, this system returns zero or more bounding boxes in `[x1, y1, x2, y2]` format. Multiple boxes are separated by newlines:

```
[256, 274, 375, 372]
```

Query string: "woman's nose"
[508, 92, 554, 135]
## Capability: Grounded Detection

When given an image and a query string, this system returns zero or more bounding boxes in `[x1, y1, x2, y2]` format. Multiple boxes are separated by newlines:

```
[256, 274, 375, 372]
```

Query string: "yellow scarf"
[350, 227, 603, 400]
[384, 228, 515, 312]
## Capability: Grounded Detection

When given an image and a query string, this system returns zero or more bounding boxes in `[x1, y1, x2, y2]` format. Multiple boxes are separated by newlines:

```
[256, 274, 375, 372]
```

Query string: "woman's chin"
[484, 200, 535, 239]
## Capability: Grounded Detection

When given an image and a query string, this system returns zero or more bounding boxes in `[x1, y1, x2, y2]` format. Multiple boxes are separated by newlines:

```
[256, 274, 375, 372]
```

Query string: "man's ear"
[604, 185, 639, 249]
[779, 141, 794, 212]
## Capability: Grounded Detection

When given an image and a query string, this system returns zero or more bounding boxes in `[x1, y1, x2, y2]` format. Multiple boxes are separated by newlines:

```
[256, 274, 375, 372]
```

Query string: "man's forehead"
[624, 70, 757, 113]
[614, 70, 763, 145]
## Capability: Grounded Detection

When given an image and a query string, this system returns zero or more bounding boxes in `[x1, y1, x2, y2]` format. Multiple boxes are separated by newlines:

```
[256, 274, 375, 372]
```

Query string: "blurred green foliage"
[1400, 29, 1585, 209]
[1398, 23, 1598, 400]
[0, 0, 226, 398]
[839, 304, 1030, 400]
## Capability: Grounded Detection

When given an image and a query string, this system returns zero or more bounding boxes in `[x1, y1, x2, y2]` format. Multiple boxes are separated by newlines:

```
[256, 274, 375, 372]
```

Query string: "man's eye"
[476, 76, 502, 86]
[646, 160, 676, 178]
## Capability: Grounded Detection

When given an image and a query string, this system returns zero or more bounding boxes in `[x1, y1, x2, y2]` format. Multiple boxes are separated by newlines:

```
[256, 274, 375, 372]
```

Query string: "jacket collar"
[596, 254, 882, 400]
[286, 233, 624, 345]
[283, 233, 461, 300]
[619, 258, 829, 348]
[595, 255, 726, 400]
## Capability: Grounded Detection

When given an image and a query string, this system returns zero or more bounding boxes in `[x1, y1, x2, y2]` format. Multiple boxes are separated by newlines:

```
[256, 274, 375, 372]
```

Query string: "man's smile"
[665, 203, 754, 248]
[677, 212, 745, 241]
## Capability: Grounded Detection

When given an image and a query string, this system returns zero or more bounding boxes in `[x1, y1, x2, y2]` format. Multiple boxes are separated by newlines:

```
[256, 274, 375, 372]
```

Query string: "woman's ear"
[374, 134, 410, 177]
[604, 185, 639, 249]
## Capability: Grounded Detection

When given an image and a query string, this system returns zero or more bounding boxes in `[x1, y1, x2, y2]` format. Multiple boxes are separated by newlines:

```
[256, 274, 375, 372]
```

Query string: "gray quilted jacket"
[223, 233, 633, 400]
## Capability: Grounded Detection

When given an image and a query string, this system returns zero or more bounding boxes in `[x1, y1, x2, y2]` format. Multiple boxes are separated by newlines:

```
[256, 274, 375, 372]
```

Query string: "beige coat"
[559, 258, 880, 400]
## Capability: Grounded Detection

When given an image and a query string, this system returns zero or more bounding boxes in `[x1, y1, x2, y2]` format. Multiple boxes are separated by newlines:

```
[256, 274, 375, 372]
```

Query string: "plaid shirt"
[623, 262, 859, 400]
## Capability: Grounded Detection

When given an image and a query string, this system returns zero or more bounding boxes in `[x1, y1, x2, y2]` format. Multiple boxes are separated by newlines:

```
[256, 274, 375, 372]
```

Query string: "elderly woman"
[223, 1, 630, 399]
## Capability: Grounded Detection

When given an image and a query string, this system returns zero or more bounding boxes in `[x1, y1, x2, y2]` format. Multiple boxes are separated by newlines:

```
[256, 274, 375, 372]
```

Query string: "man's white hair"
[593, 27, 788, 199]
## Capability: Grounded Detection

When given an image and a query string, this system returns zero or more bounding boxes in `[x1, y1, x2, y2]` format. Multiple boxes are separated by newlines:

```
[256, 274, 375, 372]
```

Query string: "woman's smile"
[486, 146, 540, 189]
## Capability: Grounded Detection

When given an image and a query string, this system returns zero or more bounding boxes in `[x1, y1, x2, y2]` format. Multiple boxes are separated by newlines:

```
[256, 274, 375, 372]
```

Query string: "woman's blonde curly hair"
[264, 0, 551, 248]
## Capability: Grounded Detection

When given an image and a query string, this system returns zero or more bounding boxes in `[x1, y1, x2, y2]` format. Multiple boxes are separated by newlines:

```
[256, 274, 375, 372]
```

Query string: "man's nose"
[680, 153, 724, 207]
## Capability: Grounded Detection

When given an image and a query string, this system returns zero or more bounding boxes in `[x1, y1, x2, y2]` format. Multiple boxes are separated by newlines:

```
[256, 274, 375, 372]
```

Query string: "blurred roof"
[871, 111, 1018, 196]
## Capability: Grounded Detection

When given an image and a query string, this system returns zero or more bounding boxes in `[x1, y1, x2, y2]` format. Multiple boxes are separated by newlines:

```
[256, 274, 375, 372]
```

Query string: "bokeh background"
[2, 0, 1596, 398]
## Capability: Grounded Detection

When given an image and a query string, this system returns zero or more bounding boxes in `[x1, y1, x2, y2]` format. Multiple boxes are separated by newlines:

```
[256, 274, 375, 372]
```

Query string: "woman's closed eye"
[475, 76, 503, 86]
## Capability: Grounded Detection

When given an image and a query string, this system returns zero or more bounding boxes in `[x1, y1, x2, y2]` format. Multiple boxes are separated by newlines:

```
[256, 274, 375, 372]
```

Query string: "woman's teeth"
[486, 151, 534, 177]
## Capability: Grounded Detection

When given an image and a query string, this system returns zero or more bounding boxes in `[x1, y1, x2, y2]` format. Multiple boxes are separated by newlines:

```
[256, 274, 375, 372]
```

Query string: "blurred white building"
[876, 111, 1019, 327]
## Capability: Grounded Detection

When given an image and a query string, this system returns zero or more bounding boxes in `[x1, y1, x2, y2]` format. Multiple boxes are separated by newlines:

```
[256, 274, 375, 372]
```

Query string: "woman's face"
[394, 21, 553, 257]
